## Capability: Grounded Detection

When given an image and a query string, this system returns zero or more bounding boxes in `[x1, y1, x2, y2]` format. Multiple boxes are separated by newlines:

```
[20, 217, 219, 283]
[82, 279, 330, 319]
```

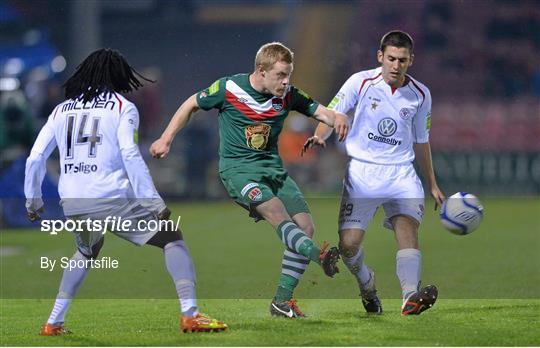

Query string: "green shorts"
[219, 167, 310, 221]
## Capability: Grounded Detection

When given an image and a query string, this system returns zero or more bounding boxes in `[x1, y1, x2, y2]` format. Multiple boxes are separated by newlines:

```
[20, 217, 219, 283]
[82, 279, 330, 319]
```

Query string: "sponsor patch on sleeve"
[328, 96, 340, 110]
[426, 112, 431, 130]
[297, 88, 311, 100]
[208, 80, 220, 95]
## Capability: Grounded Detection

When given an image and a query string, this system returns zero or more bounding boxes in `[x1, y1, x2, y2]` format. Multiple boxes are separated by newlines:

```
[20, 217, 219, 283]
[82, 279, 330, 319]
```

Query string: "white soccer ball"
[439, 192, 484, 235]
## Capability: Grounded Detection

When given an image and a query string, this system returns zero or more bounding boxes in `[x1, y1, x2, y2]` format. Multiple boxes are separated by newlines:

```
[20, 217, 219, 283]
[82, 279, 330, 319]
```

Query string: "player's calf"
[275, 222, 340, 277]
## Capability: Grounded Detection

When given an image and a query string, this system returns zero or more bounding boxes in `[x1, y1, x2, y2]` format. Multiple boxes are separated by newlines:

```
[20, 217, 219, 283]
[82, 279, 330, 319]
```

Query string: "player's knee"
[300, 223, 314, 238]
[90, 237, 104, 258]
[73, 250, 89, 261]
[339, 241, 360, 258]
[147, 228, 183, 249]
[304, 225, 314, 238]
[163, 239, 186, 251]
[255, 198, 290, 227]
[338, 234, 362, 258]
[77, 237, 104, 259]
[264, 209, 288, 225]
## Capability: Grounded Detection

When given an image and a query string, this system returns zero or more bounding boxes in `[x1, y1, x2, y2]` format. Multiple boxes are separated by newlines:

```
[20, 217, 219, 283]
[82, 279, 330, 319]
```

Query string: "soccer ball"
[440, 192, 484, 235]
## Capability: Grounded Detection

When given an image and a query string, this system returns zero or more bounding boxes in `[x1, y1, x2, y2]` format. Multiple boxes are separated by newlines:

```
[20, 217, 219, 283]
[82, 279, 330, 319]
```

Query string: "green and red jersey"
[196, 73, 319, 172]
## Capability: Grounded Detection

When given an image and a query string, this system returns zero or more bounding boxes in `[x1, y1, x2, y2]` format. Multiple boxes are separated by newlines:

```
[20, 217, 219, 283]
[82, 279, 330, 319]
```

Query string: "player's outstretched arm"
[24, 116, 57, 222]
[413, 142, 445, 210]
[150, 94, 200, 159]
[312, 105, 349, 141]
[301, 106, 348, 156]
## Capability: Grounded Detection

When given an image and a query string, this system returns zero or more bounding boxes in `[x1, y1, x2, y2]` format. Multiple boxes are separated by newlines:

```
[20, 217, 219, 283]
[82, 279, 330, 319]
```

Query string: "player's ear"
[256, 64, 265, 77]
[377, 50, 384, 64]
[409, 53, 414, 67]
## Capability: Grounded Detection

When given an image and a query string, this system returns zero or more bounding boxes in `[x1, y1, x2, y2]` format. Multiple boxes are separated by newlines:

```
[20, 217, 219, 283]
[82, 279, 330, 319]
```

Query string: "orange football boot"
[319, 241, 340, 277]
[40, 323, 72, 336]
[287, 299, 306, 317]
[181, 313, 228, 333]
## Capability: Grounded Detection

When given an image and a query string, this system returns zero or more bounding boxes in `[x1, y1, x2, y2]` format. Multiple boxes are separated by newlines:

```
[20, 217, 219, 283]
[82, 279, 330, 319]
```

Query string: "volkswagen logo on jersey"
[271, 98, 283, 111]
[378, 118, 397, 137]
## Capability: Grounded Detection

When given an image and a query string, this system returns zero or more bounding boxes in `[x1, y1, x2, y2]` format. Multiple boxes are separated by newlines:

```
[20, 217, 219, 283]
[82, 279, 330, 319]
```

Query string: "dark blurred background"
[1, 0, 539, 211]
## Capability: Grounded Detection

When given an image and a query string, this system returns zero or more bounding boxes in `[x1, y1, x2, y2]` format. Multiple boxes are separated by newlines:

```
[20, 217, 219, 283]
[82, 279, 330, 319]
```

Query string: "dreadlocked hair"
[63, 48, 153, 103]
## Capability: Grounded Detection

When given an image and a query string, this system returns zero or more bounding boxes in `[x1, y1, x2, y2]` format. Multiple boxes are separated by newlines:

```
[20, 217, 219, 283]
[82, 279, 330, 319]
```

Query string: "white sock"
[176, 279, 198, 316]
[164, 240, 198, 317]
[47, 251, 91, 324]
[342, 248, 371, 288]
[396, 248, 421, 301]
[47, 296, 72, 324]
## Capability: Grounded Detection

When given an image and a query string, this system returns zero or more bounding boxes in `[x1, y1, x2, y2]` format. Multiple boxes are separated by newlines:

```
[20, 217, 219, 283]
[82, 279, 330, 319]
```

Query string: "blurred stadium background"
[1, 0, 539, 212]
[0, 4, 539, 344]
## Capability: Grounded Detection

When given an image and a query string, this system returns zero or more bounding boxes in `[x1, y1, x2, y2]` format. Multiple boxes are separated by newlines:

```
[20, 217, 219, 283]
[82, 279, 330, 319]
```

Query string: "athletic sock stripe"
[294, 236, 309, 251]
[279, 222, 295, 242]
[282, 264, 306, 274]
[282, 260, 309, 270]
[285, 229, 298, 249]
[284, 249, 309, 261]
[281, 222, 296, 235]
[282, 268, 303, 279]
[278, 221, 294, 230]
[283, 255, 310, 265]
[289, 230, 305, 250]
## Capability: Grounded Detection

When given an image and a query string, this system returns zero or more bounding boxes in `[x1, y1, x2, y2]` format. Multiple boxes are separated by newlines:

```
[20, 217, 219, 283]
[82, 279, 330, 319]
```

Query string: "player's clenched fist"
[150, 138, 171, 159]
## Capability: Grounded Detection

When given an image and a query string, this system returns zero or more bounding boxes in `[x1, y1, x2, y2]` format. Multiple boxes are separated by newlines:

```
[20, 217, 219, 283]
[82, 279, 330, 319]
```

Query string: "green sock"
[274, 249, 311, 301]
[276, 221, 321, 264]
[298, 240, 321, 264]
[275, 274, 298, 302]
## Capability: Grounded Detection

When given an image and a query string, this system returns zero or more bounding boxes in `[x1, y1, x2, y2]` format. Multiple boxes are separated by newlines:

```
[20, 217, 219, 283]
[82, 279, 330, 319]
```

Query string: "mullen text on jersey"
[61, 99, 116, 112]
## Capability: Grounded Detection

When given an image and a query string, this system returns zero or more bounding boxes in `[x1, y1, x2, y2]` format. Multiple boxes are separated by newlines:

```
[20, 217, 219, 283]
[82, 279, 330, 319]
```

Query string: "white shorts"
[66, 200, 159, 257]
[338, 159, 425, 231]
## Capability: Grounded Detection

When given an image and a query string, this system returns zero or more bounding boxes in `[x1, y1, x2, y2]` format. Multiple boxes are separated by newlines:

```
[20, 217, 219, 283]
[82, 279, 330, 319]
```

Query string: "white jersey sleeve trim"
[329, 73, 362, 115]
[329, 68, 383, 116]
[409, 78, 432, 143]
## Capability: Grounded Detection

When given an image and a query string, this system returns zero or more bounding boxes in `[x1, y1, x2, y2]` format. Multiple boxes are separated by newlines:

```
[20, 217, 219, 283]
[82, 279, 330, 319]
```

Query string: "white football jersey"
[329, 67, 432, 165]
[25, 92, 163, 215]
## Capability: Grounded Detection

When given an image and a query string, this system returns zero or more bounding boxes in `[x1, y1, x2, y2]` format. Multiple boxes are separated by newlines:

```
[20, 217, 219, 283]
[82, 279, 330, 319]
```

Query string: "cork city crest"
[271, 98, 283, 111]
[245, 123, 271, 150]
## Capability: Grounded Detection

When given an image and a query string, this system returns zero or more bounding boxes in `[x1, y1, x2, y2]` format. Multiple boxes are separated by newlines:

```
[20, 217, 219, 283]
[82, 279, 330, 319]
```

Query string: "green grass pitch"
[1, 197, 539, 346]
